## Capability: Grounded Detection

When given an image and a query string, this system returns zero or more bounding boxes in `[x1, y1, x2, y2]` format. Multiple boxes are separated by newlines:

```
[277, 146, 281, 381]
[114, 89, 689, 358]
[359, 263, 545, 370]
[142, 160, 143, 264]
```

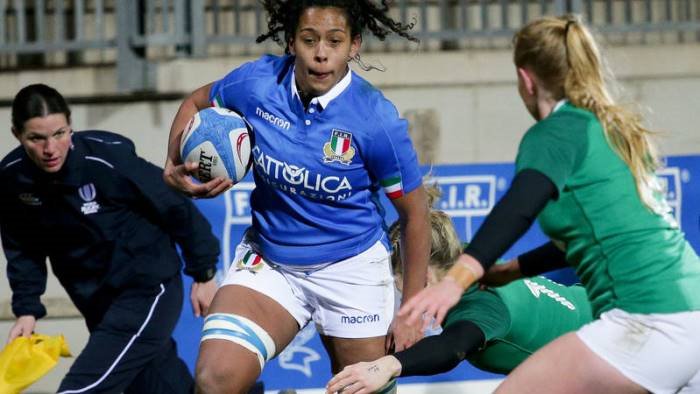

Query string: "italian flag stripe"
[381, 176, 403, 199]
[211, 94, 224, 108]
[331, 135, 339, 153]
[243, 250, 253, 264]
[342, 138, 351, 153]
[251, 255, 262, 266]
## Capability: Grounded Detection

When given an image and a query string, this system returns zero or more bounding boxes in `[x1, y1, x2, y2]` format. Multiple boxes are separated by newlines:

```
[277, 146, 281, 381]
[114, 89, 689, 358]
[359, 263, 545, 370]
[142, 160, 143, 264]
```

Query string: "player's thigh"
[495, 332, 647, 394]
[197, 285, 300, 378]
[320, 335, 387, 373]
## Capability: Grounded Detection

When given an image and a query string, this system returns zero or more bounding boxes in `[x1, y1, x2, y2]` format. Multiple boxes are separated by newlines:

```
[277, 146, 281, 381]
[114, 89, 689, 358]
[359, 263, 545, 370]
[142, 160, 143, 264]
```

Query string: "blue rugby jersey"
[210, 54, 422, 265]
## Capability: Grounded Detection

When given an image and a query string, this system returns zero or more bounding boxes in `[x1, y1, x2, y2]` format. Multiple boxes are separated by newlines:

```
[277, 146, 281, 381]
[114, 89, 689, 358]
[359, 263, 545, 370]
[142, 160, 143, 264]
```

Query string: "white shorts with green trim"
[221, 236, 395, 338]
[577, 308, 700, 394]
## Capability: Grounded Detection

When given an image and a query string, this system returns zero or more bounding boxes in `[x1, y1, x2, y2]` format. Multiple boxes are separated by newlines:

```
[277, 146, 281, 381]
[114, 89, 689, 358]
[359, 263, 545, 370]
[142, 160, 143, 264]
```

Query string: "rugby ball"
[179, 107, 252, 183]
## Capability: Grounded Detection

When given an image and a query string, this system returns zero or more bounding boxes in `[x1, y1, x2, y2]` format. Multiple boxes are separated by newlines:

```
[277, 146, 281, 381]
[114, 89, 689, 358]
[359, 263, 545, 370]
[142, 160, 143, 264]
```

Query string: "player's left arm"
[390, 186, 430, 351]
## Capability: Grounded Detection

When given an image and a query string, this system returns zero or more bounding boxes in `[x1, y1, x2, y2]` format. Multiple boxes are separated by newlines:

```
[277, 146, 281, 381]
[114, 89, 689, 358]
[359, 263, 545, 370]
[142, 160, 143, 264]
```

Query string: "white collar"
[552, 99, 568, 113]
[291, 66, 352, 109]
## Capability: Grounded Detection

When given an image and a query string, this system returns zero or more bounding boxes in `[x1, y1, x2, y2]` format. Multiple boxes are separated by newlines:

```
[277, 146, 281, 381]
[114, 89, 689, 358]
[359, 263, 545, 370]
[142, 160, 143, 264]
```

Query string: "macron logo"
[256, 107, 290, 130]
[341, 314, 380, 324]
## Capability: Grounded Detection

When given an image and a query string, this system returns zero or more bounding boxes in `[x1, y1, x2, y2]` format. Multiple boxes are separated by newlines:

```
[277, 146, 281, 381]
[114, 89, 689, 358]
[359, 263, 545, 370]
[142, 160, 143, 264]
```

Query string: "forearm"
[399, 205, 430, 301]
[393, 320, 485, 376]
[463, 169, 557, 272]
[166, 84, 213, 165]
[3, 239, 48, 318]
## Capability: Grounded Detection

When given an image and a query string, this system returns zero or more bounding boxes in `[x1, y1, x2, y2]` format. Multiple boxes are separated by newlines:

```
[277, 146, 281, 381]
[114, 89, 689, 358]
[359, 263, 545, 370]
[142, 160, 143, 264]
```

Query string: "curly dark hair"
[257, 0, 418, 52]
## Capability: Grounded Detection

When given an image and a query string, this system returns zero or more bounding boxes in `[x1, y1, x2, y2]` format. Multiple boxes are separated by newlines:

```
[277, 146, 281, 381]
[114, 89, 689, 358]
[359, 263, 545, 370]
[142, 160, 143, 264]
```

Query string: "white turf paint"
[264, 379, 503, 394]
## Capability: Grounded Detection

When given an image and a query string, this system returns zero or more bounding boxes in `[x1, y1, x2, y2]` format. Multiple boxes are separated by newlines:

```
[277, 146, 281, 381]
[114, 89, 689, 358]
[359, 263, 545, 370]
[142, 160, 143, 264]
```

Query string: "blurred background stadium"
[0, 1, 698, 392]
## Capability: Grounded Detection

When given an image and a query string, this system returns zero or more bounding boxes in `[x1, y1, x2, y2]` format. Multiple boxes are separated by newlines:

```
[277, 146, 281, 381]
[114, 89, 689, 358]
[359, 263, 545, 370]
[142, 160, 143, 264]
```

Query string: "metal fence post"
[116, 0, 153, 92]
[190, 0, 206, 57]
[553, 0, 567, 15]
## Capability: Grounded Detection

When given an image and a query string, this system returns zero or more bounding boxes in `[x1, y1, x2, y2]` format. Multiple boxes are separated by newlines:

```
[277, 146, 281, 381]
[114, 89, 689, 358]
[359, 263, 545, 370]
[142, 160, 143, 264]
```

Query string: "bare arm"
[163, 83, 233, 198]
[388, 185, 430, 351]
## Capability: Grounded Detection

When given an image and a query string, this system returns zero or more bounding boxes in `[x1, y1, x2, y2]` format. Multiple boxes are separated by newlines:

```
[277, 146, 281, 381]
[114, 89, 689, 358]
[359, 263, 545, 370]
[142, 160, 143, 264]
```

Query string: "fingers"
[7, 322, 30, 344]
[191, 283, 202, 317]
[202, 177, 233, 198]
[6, 329, 19, 344]
[166, 161, 234, 198]
[396, 296, 419, 324]
[327, 372, 352, 394]
[327, 376, 364, 394]
[198, 296, 211, 317]
[435, 305, 449, 328]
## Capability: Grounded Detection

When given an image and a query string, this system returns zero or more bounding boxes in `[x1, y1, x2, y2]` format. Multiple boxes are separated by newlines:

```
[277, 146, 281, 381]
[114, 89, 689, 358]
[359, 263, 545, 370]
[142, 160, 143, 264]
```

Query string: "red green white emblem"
[211, 94, 224, 108]
[323, 129, 355, 165]
[236, 250, 264, 273]
[381, 176, 404, 199]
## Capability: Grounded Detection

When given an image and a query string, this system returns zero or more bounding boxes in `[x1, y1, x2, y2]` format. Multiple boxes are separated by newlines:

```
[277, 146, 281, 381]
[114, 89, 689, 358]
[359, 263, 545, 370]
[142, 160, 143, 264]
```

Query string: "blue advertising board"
[173, 155, 700, 391]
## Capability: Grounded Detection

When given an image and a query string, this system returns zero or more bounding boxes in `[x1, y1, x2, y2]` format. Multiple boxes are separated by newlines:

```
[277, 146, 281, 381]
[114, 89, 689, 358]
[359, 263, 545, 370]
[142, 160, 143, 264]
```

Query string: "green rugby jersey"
[516, 101, 700, 317]
[444, 276, 592, 374]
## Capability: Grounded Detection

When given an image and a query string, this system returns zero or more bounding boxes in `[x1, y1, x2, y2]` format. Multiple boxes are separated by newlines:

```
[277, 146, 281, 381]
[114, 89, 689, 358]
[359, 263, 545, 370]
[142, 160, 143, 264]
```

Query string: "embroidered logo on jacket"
[322, 129, 355, 165]
[78, 183, 100, 215]
[18, 193, 42, 206]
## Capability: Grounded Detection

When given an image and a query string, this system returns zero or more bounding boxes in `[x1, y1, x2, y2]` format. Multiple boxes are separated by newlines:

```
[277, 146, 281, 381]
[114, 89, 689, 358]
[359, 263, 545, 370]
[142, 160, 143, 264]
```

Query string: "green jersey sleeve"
[444, 288, 511, 342]
[515, 107, 589, 192]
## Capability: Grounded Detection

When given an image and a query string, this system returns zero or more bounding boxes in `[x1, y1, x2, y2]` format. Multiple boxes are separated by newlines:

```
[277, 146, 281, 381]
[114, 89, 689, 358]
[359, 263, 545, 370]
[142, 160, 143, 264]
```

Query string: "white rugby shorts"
[577, 308, 700, 393]
[221, 236, 395, 338]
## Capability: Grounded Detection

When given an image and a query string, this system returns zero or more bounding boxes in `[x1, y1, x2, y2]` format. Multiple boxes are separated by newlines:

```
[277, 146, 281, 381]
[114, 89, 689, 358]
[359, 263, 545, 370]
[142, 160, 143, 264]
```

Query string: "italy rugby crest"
[236, 250, 264, 274]
[323, 129, 355, 165]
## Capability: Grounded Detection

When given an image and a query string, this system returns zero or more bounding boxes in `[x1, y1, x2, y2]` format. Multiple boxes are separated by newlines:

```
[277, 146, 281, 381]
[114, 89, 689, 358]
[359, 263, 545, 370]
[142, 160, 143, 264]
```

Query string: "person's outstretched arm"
[1, 220, 48, 343]
[399, 169, 558, 328]
[326, 321, 485, 394]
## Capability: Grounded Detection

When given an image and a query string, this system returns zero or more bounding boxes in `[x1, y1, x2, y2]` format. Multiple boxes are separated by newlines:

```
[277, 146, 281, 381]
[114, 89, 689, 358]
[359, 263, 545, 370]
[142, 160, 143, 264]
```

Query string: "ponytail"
[514, 15, 662, 211]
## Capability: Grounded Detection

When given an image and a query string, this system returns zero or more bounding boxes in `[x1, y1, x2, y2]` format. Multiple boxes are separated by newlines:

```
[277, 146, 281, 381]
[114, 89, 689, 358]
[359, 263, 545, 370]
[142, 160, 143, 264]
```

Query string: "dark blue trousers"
[57, 275, 193, 394]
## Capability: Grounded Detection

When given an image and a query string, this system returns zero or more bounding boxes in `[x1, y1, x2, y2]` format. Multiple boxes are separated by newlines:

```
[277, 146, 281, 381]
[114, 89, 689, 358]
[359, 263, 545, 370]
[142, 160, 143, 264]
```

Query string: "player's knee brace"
[201, 313, 276, 370]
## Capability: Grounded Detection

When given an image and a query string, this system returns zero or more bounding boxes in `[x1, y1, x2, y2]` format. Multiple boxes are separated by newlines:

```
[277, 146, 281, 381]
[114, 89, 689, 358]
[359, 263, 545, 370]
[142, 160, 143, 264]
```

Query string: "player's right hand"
[7, 315, 37, 344]
[163, 159, 232, 198]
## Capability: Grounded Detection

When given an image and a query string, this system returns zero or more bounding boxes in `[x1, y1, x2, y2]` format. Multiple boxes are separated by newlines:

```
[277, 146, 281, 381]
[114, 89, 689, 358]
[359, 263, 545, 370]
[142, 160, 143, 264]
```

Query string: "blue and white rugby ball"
[180, 107, 252, 183]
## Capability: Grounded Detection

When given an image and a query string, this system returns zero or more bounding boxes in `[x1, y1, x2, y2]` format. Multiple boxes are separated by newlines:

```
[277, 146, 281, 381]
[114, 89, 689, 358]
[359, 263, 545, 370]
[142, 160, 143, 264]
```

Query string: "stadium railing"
[0, 0, 698, 92]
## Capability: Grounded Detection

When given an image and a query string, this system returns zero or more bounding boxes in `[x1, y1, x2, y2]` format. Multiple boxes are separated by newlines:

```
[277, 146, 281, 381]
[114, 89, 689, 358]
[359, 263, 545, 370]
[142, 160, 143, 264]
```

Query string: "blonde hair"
[390, 183, 462, 278]
[513, 14, 662, 210]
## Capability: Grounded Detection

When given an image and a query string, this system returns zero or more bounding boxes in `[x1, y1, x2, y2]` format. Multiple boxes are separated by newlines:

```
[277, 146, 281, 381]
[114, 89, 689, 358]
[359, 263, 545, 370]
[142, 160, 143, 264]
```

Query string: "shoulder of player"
[532, 105, 597, 134]
[220, 54, 293, 88]
[0, 145, 26, 180]
[345, 74, 402, 128]
[72, 130, 140, 172]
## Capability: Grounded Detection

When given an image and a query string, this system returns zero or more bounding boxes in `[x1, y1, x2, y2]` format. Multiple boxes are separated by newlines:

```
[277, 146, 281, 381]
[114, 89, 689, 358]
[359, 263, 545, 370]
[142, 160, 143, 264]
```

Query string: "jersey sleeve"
[0, 210, 48, 319]
[515, 117, 587, 192]
[364, 99, 422, 200]
[444, 288, 511, 342]
[209, 55, 280, 113]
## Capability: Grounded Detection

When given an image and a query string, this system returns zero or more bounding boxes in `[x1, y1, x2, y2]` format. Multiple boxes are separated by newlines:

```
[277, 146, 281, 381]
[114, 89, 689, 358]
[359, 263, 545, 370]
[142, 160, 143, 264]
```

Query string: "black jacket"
[0, 130, 220, 319]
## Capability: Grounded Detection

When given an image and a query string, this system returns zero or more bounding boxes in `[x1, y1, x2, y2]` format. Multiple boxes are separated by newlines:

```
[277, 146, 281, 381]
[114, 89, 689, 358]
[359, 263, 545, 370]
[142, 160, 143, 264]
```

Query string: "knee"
[195, 357, 233, 394]
[195, 352, 257, 394]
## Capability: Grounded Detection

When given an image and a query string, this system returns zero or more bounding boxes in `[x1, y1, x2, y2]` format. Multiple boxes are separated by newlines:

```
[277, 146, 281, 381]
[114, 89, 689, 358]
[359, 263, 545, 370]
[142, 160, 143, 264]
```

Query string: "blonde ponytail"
[514, 14, 662, 211]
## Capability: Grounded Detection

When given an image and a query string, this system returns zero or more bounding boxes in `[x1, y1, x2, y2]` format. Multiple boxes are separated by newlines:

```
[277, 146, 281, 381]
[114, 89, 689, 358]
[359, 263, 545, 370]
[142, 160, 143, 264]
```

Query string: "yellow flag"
[0, 334, 71, 394]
